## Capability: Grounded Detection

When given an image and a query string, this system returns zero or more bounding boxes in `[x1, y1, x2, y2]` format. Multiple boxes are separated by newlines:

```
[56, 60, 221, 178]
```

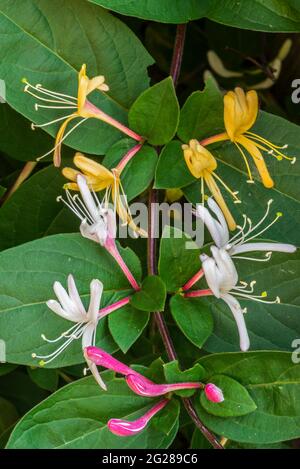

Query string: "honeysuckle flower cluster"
[26, 64, 297, 440]
[85, 346, 223, 436]
[183, 197, 296, 351]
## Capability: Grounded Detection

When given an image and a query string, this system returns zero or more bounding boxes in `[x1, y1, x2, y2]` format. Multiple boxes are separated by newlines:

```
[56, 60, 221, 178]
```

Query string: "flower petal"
[67, 274, 86, 318]
[201, 253, 221, 298]
[87, 279, 103, 323]
[46, 299, 74, 321]
[221, 293, 250, 351]
[53, 281, 78, 319]
[231, 242, 297, 255]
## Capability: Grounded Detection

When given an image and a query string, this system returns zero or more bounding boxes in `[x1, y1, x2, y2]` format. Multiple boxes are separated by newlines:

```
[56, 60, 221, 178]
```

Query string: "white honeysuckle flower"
[196, 198, 296, 261]
[32, 274, 107, 390]
[57, 174, 116, 248]
[201, 247, 281, 352]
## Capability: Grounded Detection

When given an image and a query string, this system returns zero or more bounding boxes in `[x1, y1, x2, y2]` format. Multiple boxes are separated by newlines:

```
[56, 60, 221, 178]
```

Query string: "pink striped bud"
[204, 383, 224, 403]
[108, 399, 169, 437]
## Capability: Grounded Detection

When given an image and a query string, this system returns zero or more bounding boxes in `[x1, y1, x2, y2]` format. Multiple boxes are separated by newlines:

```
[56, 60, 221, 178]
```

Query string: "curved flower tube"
[125, 373, 202, 397]
[108, 399, 169, 437]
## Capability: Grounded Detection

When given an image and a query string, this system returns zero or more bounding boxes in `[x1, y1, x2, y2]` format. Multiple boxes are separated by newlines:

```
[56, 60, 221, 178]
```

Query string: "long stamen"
[35, 84, 78, 102]
[211, 172, 241, 203]
[231, 290, 280, 304]
[35, 104, 76, 110]
[24, 86, 76, 107]
[57, 193, 85, 222]
[36, 117, 87, 161]
[232, 252, 272, 262]
[234, 141, 254, 183]
[23, 81, 77, 105]
[41, 322, 83, 343]
[242, 212, 282, 244]
[73, 194, 96, 224]
[245, 132, 296, 163]
[31, 114, 77, 130]
[229, 199, 273, 247]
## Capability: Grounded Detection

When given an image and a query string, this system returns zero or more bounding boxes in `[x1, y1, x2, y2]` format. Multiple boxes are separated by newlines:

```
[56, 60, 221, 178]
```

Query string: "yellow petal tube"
[73, 153, 114, 182]
[204, 172, 236, 231]
[224, 88, 258, 141]
[237, 135, 274, 188]
[182, 140, 217, 178]
[53, 114, 78, 167]
[77, 64, 89, 114]
[62, 154, 115, 191]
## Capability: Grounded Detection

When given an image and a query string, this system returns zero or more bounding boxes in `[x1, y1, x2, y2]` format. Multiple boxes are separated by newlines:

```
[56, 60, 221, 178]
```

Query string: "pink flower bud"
[204, 383, 224, 403]
[107, 399, 169, 437]
[126, 373, 202, 397]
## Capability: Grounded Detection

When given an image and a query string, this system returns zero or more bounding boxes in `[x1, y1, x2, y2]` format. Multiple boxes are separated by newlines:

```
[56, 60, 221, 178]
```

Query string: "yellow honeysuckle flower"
[62, 153, 147, 237]
[203, 87, 295, 188]
[23, 65, 142, 167]
[182, 139, 239, 230]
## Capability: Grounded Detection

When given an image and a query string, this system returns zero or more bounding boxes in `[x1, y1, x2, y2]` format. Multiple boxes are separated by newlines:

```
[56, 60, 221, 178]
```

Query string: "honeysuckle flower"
[204, 383, 224, 403]
[108, 399, 169, 437]
[23, 64, 143, 167]
[201, 87, 295, 188]
[182, 139, 240, 230]
[196, 197, 296, 261]
[207, 50, 243, 78]
[62, 153, 147, 239]
[58, 173, 140, 291]
[32, 275, 107, 389]
[196, 247, 282, 351]
[125, 373, 202, 397]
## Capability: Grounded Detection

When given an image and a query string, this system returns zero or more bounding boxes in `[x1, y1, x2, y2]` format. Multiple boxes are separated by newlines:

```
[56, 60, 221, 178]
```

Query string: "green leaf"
[154, 140, 195, 189]
[0, 165, 78, 251]
[0, 397, 19, 445]
[206, 0, 300, 32]
[27, 367, 58, 392]
[108, 305, 149, 353]
[0, 0, 153, 155]
[170, 295, 213, 350]
[191, 429, 213, 449]
[7, 374, 180, 449]
[177, 79, 224, 143]
[131, 276, 166, 312]
[103, 139, 157, 201]
[0, 370, 48, 414]
[200, 374, 257, 417]
[129, 77, 179, 145]
[163, 360, 206, 397]
[0, 233, 142, 366]
[91, 0, 300, 32]
[158, 227, 201, 292]
[202, 249, 300, 353]
[196, 351, 300, 444]
[0, 104, 55, 162]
